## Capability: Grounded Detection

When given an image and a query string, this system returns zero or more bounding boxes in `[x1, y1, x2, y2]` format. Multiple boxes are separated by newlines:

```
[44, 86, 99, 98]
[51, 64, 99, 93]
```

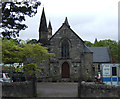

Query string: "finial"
[63, 17, 70, 27]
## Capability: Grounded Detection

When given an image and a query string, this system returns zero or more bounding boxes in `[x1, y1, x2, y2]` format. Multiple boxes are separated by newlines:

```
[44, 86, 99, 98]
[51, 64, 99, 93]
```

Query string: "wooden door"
[62, 62, 70, 78]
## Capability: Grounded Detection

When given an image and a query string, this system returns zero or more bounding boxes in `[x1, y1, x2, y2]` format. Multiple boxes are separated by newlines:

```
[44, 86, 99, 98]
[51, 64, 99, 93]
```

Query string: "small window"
[86, 69, 89, 73]
[92, 67, 95, 72]
[74, 65, 77, 67]
[98, 64, 100, 72]
[74, 69, 77, 73]
[112, 67, 117, 76]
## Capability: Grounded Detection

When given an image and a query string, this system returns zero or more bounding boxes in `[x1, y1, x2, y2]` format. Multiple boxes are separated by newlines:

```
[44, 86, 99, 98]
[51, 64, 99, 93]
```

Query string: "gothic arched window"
[61, 39, 69, 58]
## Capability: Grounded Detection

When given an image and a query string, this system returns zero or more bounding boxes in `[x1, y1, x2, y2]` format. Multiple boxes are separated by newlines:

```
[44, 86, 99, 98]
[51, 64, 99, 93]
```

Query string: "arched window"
[61, 39, 69, 58]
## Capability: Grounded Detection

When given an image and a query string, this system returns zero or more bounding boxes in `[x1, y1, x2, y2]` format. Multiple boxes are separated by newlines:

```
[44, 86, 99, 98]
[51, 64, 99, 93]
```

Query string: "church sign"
[103, 64, 111, 76]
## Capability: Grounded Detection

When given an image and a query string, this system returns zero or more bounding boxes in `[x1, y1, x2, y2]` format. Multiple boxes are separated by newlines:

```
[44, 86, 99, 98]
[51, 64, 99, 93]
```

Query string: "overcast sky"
[19, 0, 119, 43]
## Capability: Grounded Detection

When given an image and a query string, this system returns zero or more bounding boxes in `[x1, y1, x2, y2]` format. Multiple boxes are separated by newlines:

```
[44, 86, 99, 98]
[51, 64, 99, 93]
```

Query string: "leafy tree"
[1, 1, 41, 39]
[26, 39, 37, 44]
[2, 39, 55, 73]
[2, 38, 24, 80]
[2, 38, 23, 64]
[2, 39, 55, 97]
[21, 43, 54, 64]
[21, 43, 54, 97]
[84, 41, 94, 47]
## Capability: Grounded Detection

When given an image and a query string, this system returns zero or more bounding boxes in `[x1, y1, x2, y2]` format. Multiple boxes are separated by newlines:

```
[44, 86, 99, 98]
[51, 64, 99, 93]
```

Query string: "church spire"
[63, 17, 70, 27]
[39, 7, 48, 33]
[48, 20, 52, 30]
[38, 7, 49, 45]
[48, 20, 52, 39]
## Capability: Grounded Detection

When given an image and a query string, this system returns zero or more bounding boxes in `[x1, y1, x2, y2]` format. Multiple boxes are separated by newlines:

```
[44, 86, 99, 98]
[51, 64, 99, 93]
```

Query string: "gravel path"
[37, 82, 78, 97]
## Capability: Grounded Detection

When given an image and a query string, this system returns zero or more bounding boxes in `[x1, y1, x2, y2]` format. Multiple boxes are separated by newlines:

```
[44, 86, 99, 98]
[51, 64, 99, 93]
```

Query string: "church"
[37, 8, 111, 81]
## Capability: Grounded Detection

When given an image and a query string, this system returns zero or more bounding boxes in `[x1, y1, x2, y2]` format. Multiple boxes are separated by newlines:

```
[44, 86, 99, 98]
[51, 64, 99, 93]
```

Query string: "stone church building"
[38, 8, 111, 81]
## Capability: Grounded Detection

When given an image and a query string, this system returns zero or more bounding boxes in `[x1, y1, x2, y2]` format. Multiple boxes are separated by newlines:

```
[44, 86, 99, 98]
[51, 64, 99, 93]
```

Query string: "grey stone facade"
[37, 8, 111, 81]
[48, 18, 93, 81]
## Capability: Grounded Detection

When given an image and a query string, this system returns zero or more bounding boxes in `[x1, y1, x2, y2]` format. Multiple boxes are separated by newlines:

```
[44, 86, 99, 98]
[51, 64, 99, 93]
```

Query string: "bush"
[87, 76, 93, 82]
[74, 76, 78, 82]
[52, 76, 56, 82]
[37, 77, 42, 82]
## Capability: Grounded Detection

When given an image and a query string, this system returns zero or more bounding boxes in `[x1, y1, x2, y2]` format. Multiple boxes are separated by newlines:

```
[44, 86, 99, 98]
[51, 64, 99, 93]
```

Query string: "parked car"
[0, 73, 11, 83]
[12, 71, 26, 82]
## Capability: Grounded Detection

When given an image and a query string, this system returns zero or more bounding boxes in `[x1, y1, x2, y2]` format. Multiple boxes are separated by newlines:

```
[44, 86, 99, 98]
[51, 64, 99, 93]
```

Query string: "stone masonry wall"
[2, 82, 34, 98]
[78, 82, 120, 98]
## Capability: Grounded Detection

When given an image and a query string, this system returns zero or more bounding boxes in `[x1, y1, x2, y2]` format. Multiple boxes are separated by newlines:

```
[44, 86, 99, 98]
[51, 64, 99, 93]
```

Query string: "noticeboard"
[103, 64, 111, 76]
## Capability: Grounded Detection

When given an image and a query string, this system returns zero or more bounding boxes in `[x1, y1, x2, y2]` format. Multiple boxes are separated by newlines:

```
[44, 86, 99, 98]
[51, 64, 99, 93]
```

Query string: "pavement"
[37, 82, 78, 97]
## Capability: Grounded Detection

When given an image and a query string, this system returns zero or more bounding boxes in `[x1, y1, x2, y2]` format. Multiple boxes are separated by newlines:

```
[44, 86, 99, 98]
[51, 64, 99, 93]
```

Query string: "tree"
[21, 43, 54, 97]
[84, 41, 94, 47]
[2, 38, 23, 64]
[2, 39, 55, 97]
[26, 39, 37, 44]
[1, 1, 41, 39]
[2, 38, 24, 80]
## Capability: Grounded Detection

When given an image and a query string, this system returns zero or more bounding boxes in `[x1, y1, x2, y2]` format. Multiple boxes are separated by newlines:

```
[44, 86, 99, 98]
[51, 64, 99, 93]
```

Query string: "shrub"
[87, 76, 93, 82]
[52, 76, 56, 82]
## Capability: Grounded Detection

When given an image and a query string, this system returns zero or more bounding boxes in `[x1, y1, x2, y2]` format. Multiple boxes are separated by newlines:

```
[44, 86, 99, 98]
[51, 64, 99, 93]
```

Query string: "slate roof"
[88, 47, 111, 63]
[84, 45, 92, 53]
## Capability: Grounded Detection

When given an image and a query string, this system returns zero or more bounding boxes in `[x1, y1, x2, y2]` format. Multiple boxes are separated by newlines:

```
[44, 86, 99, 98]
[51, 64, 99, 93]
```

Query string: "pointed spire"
[39, 7, 48, 33]
[48, 20, 52, 29]
[63, 17, 70, 27]
[48, 20, 52, 39]
[94, 38, 98, 43]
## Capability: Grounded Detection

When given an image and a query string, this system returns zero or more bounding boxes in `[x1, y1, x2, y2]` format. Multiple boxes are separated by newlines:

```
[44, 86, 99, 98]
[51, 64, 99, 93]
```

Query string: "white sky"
[19, 0, 120, 43]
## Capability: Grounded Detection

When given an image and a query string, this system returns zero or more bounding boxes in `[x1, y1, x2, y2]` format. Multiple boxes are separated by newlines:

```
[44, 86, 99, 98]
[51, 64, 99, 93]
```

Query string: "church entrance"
[62, 62, 70, 78]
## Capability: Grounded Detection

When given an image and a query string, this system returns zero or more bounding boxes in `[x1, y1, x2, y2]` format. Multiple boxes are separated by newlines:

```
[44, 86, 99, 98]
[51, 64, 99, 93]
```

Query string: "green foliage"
[22, 43, 55, 64]
[2, 39, 23, 64]
[74, 76, 78, 81]
[52, 76, 57, 82]
[2, 39, 55, 75]
[24, 63, 41, 75]
[84, 41, 94, 47]
[26, 39, 37, 44]
[3, 66, 15, 72]
[87, 76, 93, 82]
[2, 1, 41, 39]
[36, 93, 41, 97]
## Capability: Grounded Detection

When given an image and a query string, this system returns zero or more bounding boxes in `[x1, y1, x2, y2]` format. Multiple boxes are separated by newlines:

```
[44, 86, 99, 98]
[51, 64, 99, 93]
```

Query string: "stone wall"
[78, 82, 120, 98]
[2, 82, 34, 98]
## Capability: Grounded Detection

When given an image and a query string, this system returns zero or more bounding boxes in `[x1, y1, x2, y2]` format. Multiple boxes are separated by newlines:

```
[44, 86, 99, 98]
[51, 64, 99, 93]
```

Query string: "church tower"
[38, 7, 49, 45]
[48, 21, 52, 39]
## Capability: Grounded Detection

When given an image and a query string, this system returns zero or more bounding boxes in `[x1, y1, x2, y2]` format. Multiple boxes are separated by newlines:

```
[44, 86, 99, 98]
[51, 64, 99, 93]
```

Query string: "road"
[37, 82, 78, 97]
